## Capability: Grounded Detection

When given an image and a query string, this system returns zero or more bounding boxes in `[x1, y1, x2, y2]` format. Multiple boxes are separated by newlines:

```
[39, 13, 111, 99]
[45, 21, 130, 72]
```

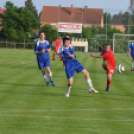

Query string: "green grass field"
[0, 49, 134, 134]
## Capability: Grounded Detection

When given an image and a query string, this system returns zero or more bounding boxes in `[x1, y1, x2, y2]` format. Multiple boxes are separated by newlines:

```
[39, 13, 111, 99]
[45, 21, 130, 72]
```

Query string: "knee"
[68, 82, 73, 87]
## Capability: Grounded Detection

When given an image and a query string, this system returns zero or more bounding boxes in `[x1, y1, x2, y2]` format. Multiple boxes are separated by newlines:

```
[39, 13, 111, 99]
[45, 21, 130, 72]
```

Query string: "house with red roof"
[40, 5, 104, 29]
[0, 7, 5, 30]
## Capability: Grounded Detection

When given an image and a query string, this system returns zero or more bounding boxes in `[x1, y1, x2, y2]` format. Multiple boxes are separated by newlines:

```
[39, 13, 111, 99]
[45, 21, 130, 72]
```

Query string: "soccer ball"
[116, 64, 125, 73]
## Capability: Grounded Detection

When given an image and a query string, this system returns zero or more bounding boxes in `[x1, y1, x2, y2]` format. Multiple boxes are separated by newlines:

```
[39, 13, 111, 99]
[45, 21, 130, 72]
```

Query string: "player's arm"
[34, 43, 44, 55]
[68, 46, 76, 59]
[46, 41, 51, 52]
[127, 49, 131, 57]
[35, 49, 45, 55]
[90, 53, 103, 58]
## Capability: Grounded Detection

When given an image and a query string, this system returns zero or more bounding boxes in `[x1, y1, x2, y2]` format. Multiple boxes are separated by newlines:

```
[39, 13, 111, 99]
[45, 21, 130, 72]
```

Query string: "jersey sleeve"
[47, 41, 51, 49]
[34, 43, 38, 53]
[70, 45, 76, 58]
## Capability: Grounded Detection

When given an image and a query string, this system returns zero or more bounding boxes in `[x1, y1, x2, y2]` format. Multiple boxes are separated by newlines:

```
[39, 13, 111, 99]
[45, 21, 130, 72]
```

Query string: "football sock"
[87, 79, 93, 89]
[48, 72, 52, 81]
[107, 80, 112, 88]
[52, 53, 56, 60]
[43, 75, 49, 83]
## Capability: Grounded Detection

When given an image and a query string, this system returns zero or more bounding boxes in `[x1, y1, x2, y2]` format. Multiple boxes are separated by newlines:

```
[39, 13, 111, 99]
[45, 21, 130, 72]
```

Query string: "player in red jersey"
[91, 43, 116, 91]
[52, 36, 62, 60]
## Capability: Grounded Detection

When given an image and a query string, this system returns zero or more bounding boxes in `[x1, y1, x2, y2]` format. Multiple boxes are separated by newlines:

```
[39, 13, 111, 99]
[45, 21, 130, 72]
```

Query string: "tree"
[103, 12, 112, 27]
[0, 1, 39, 41]
[40, 24, 57, 44]
[25, 0, 38, 19]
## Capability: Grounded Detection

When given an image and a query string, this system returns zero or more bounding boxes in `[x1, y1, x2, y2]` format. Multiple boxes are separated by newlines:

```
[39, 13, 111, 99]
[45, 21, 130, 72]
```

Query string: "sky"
[0, 0, 130, 14]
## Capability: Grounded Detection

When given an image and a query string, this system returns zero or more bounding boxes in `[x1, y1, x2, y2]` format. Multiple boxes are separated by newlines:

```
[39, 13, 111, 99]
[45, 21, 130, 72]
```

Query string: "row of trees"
[0, 0, 39, 42]
[0, 0, 128, 50]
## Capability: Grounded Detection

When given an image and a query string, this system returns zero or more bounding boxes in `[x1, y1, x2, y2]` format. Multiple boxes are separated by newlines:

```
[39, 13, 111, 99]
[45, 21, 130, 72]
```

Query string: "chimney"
[59, 5, 61, 7]
[83, 6, 88, 13]
[84, 6, 88, 8]
[71, 5, 73, 16]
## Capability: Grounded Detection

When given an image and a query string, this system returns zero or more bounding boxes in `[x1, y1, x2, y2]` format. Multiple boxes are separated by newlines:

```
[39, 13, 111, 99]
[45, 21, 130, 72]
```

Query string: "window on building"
[50, 24, 56, 29]
[84, 25, 91, 28]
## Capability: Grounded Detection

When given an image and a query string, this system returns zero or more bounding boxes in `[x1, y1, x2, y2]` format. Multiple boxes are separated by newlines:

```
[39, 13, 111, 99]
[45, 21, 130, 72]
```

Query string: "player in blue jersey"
[34, 31, 55, 86]
[57, 37, 99, 97]
[127, 38, 134, 71]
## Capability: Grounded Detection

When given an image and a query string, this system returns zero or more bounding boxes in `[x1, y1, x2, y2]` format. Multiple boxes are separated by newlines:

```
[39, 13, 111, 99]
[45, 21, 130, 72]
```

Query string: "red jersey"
[54, 39, 60, 51]
[102, 49, 116, 70]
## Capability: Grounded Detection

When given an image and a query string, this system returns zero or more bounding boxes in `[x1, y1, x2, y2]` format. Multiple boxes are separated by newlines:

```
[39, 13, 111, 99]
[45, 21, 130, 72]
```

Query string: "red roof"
[40, 6, 103, 24]
[0, 7, 5, 14]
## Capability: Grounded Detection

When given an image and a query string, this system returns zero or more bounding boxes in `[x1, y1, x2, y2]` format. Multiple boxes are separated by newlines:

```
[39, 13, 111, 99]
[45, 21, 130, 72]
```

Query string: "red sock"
[63, 62, 65, 67]
[59, 55, 62, 60]
[53, 52, 56, 60]
[107, 80, 112, 88]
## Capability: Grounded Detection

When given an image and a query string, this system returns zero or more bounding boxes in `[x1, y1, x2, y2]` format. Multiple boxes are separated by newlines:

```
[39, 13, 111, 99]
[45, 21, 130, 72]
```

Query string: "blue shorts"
[65, 59, 85, 79]
[38, 60, 50, 70]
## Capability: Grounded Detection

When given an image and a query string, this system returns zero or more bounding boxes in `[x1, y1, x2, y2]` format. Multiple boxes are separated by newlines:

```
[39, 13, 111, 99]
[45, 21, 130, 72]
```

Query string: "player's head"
[105, 43, 111, 52]
[39, 31, 45, 40]
[65, 34, 70, 38]
[63, 37, 70, 47]
[58, 36, 61, 40]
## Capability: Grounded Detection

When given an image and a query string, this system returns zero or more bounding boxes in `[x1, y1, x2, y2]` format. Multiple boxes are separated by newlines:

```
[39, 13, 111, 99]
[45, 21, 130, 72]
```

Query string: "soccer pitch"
[0, 49, 134, 134]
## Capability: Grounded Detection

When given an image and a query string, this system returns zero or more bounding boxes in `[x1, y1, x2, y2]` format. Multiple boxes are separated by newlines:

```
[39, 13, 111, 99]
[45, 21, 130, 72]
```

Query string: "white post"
[24, 39, 25, 49]
[113, 34, 115, 53]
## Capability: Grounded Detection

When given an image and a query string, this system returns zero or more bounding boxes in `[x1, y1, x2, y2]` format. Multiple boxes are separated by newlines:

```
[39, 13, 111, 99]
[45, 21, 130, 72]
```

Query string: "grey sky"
[0, 0, 130, 14]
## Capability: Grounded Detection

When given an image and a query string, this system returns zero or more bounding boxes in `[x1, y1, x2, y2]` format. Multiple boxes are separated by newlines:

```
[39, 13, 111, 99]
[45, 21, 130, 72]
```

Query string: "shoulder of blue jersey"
[45, 40, 50, 45]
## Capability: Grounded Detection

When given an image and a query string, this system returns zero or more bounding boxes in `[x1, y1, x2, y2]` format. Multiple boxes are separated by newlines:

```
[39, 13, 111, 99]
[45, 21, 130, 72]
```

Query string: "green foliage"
[25, 0, 38, 19]
[0, 1, 39, 41]
[40, 24, 57, 44]
[103, 12, 112, 26]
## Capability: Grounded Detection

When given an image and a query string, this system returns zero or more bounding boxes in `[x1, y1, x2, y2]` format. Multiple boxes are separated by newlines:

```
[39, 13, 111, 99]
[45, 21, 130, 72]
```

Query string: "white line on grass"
[0, 114, 133, 122]
[0, 108, 134, 113]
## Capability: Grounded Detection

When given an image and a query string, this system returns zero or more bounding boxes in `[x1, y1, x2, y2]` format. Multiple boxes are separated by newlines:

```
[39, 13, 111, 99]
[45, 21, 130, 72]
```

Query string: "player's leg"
[63, 61, 65, 69]
[52, 52, 56, 60]
[106, 72, 112, 91]
[41, 69, 50, 86]
[59, 55, 62, 60]
[131, 59, 134, 71]
[65, 77, 73, 97]
[102, 63, 107, 71]
[38, 63, 49, 86]
[46, 67, 55, 86]
[81, 69, 99, 93]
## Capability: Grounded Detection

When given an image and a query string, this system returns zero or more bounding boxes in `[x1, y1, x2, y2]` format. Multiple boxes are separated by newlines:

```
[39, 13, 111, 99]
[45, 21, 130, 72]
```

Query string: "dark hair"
[39, 31, 45, 36]
[105, 42, 110, 46]
[65, 34, 69, 37]
[63, 37, 69, 44]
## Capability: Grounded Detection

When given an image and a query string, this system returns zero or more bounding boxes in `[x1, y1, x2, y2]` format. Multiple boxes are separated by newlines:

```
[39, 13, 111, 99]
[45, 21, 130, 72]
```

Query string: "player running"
[57, 37, 99, 97]
[34, 31, 55, 87]
[127, 38, 134, 71]
[52, 36, 62, 60]
[91, 43, 116, 92]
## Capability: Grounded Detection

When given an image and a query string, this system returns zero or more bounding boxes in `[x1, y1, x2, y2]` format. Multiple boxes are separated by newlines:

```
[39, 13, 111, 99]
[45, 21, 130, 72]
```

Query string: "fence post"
[14, 43, 16, 51]
[24, 39, 25, 49]
[6, 39, 7, 48]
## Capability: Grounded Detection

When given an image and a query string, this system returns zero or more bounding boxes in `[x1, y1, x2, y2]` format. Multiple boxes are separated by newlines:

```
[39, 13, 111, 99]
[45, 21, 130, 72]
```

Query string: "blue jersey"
[34, 40, 51, 63]
[129, 43, 134, 58]
[59, 45, 76, 62]
[59, 45, 85, 79]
